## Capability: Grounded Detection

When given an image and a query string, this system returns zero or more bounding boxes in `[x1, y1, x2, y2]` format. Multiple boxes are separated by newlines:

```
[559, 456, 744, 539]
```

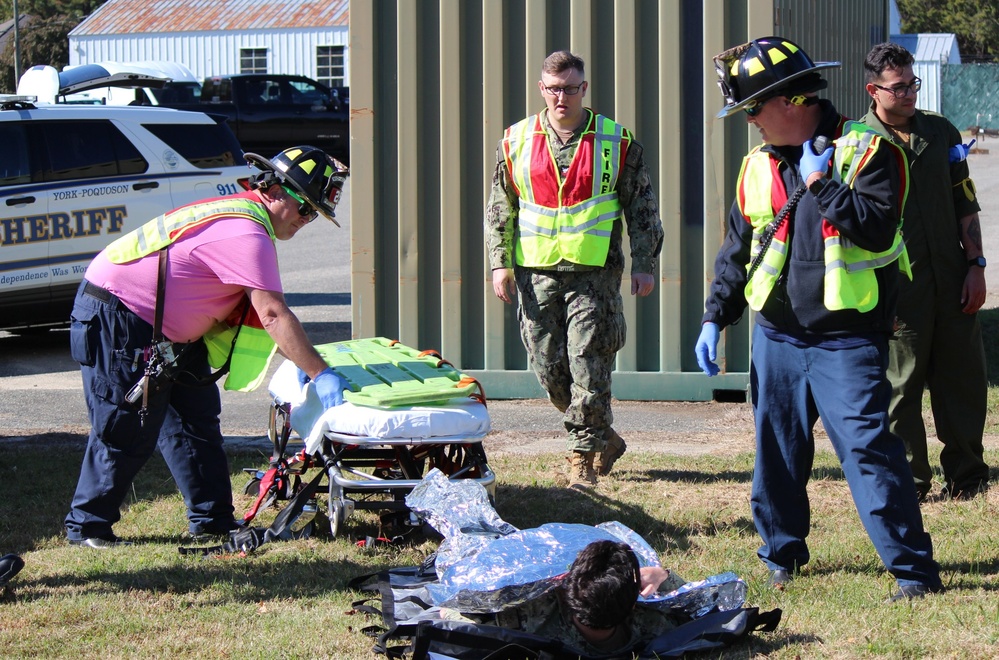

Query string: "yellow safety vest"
[502, 110, 631, 268]
[738, 120, 911, 312]
[104, 196, 279, 392]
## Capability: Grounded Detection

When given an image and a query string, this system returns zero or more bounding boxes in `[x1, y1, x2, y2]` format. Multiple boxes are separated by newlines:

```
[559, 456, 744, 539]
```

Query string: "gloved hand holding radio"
[313, 367, 347, 408]
[799, 137, 833, 183]
[949, 139, 976, 163]
[694, 322, 721, 377]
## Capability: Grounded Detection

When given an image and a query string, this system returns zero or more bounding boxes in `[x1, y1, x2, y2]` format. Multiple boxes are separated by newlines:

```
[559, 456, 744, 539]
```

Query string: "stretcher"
[242, 338, 496, 540]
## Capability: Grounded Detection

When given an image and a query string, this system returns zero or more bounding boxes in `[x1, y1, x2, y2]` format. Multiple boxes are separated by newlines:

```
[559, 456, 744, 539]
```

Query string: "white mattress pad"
[268, 360, 491, 454]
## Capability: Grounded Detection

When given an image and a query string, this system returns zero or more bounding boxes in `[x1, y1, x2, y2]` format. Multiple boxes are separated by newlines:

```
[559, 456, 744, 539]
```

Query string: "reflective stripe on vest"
[737, 121, 911, 312]
[821, 121, 911, 312]
[503, 110, 630, 267]
[738, 150, 790, 310]
[103, 197, 279, 392]
[104, 198, 275, 263]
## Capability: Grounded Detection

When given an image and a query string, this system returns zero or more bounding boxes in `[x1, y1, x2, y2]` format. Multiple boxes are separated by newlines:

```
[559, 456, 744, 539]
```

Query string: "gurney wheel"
[243, 477, 278, 509]
[243, 477, 261, 496]
[329, 499, 345, 539]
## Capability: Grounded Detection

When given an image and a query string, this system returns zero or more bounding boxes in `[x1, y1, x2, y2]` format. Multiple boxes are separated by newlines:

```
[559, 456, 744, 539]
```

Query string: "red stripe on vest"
[516, 113, 622, 208]
[527, 116, 561, 206]
[225, 296, 267, 330]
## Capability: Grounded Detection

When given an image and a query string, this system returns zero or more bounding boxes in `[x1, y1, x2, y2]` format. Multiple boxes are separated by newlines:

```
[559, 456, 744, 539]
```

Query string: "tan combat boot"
[594, 428, 627, 476]
[568, 451, 597, 489]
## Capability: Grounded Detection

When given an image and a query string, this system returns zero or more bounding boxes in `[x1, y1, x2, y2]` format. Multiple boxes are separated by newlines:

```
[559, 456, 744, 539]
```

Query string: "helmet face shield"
[245, 146, 349, 226]
[713, 37, 840, 119]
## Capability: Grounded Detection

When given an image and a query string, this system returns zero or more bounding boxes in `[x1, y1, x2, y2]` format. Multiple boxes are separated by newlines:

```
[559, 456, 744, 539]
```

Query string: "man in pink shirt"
[65, 146, 348, 548]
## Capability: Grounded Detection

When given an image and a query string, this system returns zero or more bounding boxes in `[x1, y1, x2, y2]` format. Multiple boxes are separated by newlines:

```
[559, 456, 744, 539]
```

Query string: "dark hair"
[864, 43, 915, 83]
[560, 540, 640, 629]
[542, 50, 585, 77]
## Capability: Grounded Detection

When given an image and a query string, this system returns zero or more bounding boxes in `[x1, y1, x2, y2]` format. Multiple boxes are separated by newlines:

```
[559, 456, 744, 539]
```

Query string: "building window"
[317, 45, 345, 87]
[240, 48, 268, 74]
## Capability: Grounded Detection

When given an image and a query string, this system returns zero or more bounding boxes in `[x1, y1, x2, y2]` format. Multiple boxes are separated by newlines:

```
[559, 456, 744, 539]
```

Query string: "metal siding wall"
[772, 0, 888, 119]
[350, 0, 889, 401]
[70, 29, 349, 83]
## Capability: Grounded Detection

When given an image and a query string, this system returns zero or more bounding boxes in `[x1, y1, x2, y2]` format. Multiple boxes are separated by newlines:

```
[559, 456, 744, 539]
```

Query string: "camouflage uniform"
[485, 109, 663, 452]
[449, 569, 688, 655]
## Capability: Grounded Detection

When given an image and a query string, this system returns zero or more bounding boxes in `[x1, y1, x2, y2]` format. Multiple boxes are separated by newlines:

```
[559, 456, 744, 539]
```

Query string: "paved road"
[3, 145, 999, 443]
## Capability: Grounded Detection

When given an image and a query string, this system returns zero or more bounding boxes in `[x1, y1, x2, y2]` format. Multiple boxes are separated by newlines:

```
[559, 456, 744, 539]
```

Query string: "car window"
[289, 79, 330, 106]
[33, 120, 148, 182]
[0, 124, 30, 186]
[149, 82, 202, 105]
[143, 119, 244, 168]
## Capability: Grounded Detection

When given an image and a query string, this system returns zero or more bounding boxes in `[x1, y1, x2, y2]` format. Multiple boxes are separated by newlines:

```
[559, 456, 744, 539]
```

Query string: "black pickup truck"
[18, 65, 349, 163]
[163, 74, 350, 163]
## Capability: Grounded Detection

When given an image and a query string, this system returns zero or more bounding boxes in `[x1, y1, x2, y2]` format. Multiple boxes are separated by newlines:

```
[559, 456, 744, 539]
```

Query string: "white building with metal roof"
[67, 0, 349, 88]
[889, 32, 961, 113]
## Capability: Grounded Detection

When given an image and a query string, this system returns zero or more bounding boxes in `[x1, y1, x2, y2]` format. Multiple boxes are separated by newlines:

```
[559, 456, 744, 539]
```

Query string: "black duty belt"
[83, 281, 113, 303]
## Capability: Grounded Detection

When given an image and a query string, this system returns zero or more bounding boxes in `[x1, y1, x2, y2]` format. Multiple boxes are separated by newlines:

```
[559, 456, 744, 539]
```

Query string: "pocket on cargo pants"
[69, 302, 101, 367]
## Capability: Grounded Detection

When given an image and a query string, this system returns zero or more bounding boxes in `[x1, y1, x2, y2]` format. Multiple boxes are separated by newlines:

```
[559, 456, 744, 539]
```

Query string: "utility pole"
[13, 0, 22, 85]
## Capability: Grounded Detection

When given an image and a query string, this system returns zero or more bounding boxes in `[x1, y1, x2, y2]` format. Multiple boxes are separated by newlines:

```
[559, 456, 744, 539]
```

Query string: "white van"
[0, 94, 249, 331]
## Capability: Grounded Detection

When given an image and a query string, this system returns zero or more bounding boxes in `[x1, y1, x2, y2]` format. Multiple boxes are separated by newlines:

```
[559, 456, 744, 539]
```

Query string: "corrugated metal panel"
[891, 33, 960, 64]
[349, 0, 890, 402]
[911, 61, 942, 113]
[887, 33, 964, 114]
[773, 0, 889, 119]
[70, 29, 349, 81]
[70, 0, 349, 35]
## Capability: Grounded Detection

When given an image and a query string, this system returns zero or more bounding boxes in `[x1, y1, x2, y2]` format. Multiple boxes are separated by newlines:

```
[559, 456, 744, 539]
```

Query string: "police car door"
[0, 117, 52, 314]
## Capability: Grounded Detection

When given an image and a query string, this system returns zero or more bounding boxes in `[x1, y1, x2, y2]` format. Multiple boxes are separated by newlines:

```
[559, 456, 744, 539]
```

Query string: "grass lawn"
[1, 429, 998, 658]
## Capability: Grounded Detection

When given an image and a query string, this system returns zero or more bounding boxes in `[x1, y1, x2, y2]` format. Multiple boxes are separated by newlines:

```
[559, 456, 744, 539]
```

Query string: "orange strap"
[458, 375, 487, 406]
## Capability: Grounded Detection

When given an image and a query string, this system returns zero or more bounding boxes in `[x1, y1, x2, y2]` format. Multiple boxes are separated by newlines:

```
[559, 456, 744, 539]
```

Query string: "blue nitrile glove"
[949, 139, 976, 163]
[799, 138, 834, 182]
[313, 367, 346, 408]
[694, 322, 721, 377]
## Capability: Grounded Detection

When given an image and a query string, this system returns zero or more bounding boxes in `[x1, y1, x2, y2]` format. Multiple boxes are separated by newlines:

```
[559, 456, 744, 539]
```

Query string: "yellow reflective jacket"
[502, 109, 631, 267]
[738, 120, 911, 313]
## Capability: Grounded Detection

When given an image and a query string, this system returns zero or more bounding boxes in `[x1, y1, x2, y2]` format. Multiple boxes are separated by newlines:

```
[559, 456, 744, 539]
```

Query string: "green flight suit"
[860, 105, 989, 498]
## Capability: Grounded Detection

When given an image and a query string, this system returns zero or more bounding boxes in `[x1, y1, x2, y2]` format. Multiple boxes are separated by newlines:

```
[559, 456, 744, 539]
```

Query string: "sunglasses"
[282, 185, 318, 222]
[743, 96, 775, 118]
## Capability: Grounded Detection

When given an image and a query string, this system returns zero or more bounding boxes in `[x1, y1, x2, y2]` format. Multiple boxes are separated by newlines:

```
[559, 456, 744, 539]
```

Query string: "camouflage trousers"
[515, 267, 626, 453]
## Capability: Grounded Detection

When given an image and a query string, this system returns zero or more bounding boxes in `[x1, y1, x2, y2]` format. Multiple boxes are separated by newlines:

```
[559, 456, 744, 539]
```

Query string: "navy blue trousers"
[749, 325, 941, 588]
[65, 281, 236, 540]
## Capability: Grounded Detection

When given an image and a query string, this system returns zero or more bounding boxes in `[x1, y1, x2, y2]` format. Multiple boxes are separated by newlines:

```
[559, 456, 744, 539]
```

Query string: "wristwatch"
[968, 256, 987, 268]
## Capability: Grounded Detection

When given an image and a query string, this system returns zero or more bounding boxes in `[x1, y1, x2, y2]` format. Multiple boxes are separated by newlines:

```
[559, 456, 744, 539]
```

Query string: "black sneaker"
[68, 535, 133, 549]
[889, 583, 942, 603]
[767, 568, 793, 589]
[188, 521, 246, 543]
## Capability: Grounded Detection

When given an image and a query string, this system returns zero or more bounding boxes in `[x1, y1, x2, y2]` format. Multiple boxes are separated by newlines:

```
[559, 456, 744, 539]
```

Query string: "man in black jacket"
[694, 37, 942, 601]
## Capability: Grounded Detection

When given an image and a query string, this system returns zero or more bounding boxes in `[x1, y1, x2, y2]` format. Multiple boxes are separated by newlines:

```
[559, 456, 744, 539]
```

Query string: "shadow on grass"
[13, 555, 367, 603]
[0, 437, 291, 551]
[493, 481, 692, 544]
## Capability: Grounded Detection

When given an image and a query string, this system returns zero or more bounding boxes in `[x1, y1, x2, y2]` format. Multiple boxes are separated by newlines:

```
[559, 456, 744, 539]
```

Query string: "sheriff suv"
[0, 95, 251, 331]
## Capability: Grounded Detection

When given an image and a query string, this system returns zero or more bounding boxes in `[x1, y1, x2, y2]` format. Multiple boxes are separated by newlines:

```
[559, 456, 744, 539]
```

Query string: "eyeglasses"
[542, 83, 584, 96]
[282, 185, 318, 222]
[872, 78, 921, 98]
[742, 96, 775, 118]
